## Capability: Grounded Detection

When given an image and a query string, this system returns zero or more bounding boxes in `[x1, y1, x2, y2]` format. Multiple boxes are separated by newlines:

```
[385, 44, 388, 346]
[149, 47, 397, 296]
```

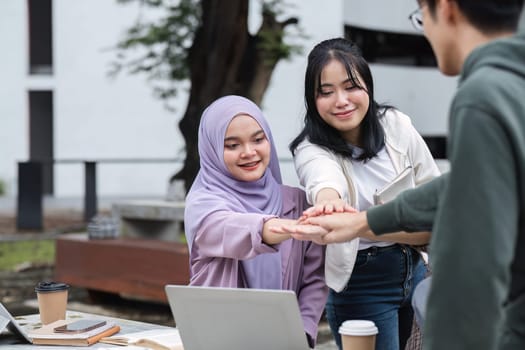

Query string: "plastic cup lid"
[35, 281, 70, 293]
[339, 320, 378, 336]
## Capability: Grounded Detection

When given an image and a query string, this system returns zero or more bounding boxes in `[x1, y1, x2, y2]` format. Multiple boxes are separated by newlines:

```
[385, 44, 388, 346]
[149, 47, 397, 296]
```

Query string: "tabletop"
[0, 310, 174, 349]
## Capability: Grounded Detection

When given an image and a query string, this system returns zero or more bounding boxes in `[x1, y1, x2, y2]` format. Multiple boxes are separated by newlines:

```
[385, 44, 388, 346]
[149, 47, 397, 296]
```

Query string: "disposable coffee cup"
[339, 320, 378, 350]
[35, 281, 70, 325]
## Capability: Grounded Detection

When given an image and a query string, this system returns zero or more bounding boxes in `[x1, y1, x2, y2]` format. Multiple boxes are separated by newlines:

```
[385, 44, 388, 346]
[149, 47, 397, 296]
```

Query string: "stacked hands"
[270, 199, 367, 245]
[270, 199, 431, 247]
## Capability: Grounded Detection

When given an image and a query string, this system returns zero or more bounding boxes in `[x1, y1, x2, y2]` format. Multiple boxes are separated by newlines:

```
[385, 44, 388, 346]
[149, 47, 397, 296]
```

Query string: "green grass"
[0, 240, 55, 271]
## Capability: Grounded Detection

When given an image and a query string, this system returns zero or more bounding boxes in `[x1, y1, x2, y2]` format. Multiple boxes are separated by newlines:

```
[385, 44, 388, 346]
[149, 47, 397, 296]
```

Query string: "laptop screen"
[165, 285, 311, 350]
[0, 302, 32, 343]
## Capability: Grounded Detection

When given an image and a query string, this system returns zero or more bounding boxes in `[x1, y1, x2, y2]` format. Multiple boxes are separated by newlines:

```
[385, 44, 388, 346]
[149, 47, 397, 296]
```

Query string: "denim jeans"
[412, 276, 432, 330]
[325, 244, 426, 350]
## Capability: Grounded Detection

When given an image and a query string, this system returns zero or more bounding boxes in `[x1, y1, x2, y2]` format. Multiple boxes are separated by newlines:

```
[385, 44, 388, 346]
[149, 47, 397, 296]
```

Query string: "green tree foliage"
[111, 0, 304, 191]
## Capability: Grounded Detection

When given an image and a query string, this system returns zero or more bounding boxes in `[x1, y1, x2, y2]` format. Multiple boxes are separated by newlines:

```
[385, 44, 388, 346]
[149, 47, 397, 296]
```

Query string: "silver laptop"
[0, 302, 32, 343]
[165, 285, 311, 350]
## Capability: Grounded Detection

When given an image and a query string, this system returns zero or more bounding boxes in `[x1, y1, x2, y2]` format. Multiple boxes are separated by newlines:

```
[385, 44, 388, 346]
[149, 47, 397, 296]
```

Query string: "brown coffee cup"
[35, 281, 70, 325]
[339, 320, 378, 350]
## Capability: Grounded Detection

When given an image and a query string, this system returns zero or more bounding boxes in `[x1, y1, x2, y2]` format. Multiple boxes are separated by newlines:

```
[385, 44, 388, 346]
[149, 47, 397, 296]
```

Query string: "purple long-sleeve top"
[188, 185, 328, 346]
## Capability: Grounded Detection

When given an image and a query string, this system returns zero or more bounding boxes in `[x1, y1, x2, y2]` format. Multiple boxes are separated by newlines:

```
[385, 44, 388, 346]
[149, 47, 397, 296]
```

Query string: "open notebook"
[165, 285, 311, 350]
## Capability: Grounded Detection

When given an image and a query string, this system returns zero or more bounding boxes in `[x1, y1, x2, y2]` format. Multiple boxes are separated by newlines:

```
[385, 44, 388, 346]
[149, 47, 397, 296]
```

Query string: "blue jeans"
[412, 276, 432, 330]
[326, 244, 426, 350]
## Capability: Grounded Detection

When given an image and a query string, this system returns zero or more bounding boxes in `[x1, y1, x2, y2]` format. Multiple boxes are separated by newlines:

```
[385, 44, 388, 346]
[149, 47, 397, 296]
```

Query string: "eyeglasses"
[408, 8, 424, 32]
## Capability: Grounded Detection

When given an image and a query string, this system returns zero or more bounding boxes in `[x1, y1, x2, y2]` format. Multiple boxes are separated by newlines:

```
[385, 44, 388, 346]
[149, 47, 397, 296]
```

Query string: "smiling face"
[223, 114, 271, 182]
[315, 59, 370, 145]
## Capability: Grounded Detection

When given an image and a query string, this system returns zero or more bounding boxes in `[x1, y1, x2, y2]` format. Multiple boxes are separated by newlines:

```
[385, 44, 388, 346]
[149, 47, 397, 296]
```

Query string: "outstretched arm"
[262, 218, 294, 244]
[300, 188, 355, 218]
[367, 174, 447, 234]
[271, 211, 369, 244]
[272, 175, 447, 244]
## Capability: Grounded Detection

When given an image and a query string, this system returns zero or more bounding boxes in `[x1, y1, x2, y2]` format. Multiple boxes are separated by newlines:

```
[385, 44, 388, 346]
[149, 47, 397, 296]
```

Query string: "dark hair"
[290, 38, 390, 161]
[423, 0, 523, 33]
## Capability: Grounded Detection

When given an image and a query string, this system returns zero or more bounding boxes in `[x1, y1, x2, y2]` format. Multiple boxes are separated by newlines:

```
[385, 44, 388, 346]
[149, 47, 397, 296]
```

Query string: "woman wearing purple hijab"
[184, 95, 328, 347]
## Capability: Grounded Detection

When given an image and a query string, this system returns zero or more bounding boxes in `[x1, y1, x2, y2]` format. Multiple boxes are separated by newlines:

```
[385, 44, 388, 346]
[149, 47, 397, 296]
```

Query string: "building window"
[423, 136, 447, 159]
[29, 90, 54, 194]
[28, 0, 53, 75]
[345, 25, 436, 67]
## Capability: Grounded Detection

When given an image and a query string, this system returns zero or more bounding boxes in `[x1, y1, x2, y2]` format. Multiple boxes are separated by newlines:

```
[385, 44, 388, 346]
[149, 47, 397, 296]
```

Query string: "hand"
[298, 211, 369, 244]
[262, 218, 293, 244]
[269, 222, 330, 245]
[300, 199, 356, 222]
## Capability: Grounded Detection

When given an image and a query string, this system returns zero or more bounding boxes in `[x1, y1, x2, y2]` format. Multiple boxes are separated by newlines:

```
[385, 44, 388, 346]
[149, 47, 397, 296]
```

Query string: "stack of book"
[27, 319, 120, 346]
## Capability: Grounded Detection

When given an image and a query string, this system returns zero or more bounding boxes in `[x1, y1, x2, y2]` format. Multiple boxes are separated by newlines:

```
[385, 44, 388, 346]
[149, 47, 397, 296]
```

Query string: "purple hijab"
[184, 95, 283, 289]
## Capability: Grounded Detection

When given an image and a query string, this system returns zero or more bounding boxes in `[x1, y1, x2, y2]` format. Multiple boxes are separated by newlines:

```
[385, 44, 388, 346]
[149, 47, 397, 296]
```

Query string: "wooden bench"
[54, 233, 190, 303]
[111, 200, 185, 241]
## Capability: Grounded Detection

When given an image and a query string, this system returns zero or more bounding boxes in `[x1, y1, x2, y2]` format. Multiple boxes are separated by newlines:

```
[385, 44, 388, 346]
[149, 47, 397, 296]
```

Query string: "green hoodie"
[368, 9, 525, 350]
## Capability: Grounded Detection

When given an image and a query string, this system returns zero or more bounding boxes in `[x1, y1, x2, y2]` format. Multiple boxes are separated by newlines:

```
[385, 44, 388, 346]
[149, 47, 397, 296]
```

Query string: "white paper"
[373, 166, 415, 205]
[101, 328, 182, 349]
[98, 347, 150, 350]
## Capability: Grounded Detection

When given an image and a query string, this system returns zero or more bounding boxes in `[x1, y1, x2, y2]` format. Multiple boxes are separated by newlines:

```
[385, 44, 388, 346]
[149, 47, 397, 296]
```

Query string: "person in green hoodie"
[272, 0, 525, 349]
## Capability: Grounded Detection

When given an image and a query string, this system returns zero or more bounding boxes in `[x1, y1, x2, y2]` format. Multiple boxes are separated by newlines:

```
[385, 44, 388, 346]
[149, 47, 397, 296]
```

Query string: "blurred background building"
[0, 0, 454, 201]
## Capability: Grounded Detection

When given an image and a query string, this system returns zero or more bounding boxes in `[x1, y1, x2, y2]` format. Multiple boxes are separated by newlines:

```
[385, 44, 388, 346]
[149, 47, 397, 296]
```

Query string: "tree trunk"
[171, 0, 298, 193]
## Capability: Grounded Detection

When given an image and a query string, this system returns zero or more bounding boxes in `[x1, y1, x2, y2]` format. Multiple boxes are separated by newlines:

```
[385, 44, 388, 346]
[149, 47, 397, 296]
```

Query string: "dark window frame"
[345, 24, 437, 67]
[28, 0, 53, 75]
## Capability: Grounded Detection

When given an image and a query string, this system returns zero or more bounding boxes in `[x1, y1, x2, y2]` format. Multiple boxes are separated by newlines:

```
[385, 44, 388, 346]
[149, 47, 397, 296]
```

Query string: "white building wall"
[1, 0, 452, 198]
[53, 0, 186, 197]
[0, 1, 28, 196]
[371, 64, 455, 136]
[0, 0, 344, 197]
[345, 0, 417, 34]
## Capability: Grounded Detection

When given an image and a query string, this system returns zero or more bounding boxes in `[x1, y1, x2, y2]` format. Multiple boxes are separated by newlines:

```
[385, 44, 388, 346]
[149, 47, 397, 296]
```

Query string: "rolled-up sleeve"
[294, 140, 348, 204]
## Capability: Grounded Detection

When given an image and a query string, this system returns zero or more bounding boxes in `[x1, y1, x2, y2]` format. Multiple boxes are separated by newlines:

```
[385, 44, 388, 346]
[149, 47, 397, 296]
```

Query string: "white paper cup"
[339, 320, 378, 350]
